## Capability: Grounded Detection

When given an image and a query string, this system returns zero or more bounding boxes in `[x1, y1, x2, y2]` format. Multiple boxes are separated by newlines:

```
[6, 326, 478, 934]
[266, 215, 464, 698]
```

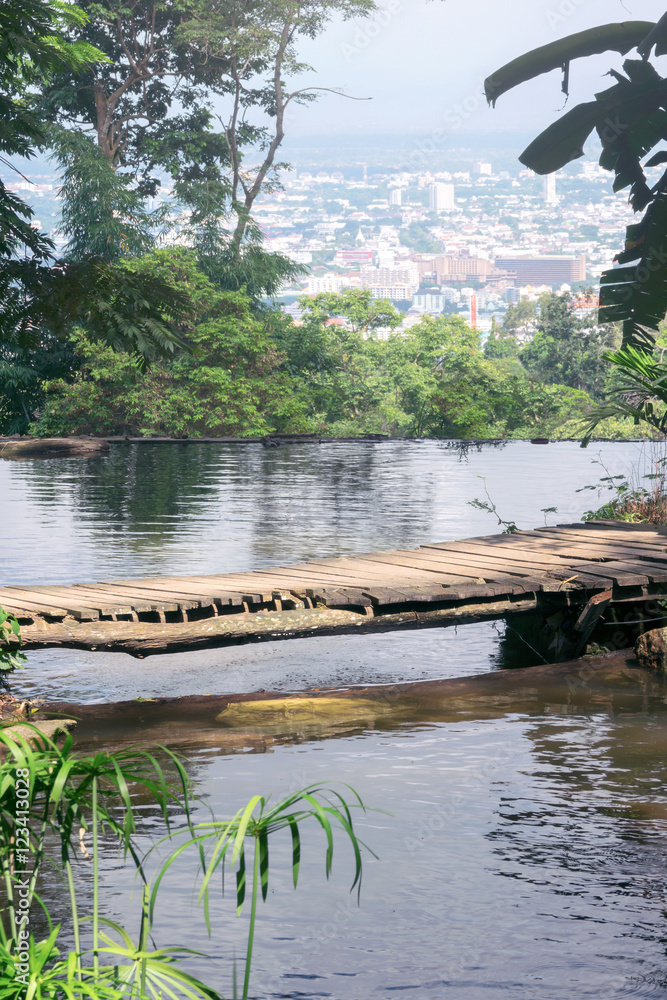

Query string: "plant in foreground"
[0, 727, 372, 1000]
[467, 477, 519, 534]
[0, 609, 26, 689]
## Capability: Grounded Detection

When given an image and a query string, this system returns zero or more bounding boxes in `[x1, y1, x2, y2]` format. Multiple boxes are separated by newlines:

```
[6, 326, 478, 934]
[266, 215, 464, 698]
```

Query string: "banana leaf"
[599, 189, 667, 346]
[485, 22, 655, 106]
[519, 75, 667, 175]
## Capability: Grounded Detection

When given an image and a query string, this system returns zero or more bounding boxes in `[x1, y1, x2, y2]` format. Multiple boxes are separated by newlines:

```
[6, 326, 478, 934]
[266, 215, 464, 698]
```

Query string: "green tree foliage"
[54, 129, 165, 260]
[0, 0, 198, 433]
[36, 0, 208, 178]
[34, 250, 310, 437]
[501, 299, 536, 335]
[36, 283, 633, 441]
[520, 292, 619, 398]
[0, 0, 101, 263]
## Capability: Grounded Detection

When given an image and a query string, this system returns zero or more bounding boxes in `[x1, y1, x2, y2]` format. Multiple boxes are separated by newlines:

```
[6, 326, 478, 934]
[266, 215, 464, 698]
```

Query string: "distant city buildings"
[9, 149, 631, 331]
[361, 262, 420, 299]
[432, 254, 493, 283]
[412, 292, 445, 314]
[543, 173, 558, 205]
[429, 182, 455, 213]
[494, 254, 587, 285]
[306, 274, 351, 294]
[334, 248, 373, 266]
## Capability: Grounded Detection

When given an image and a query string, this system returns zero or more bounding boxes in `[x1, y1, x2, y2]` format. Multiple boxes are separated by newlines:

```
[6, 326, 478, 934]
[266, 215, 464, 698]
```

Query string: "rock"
[635, 628, 667, 673]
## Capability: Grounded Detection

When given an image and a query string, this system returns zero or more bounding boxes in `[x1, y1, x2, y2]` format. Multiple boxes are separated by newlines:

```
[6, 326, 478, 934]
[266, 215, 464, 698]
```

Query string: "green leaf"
[519, 100, 603, 174]
[637, 12, 667, 59]
[520, 71, 667, 175]
[235, 845, 246, 915]
[485, 22, 655, 106]
[599, 189, 667, 346]
[258, 831, 269, 903]
[288, 818, 301, 889]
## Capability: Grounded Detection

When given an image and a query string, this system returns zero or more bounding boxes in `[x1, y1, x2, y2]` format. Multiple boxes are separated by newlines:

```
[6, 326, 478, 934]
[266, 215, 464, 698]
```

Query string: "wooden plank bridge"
[5, 521, 667, 657]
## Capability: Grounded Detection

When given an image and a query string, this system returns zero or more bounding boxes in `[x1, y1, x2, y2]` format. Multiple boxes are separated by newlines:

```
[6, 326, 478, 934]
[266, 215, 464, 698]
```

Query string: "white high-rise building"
[390, 188, 403, 206]
[544, 173, 558, 205]
[429, 182, 455, 213]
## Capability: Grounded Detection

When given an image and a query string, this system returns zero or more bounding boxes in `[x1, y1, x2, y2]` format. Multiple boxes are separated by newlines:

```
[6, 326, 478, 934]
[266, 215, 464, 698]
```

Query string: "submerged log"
[40, 650, 663, 750]
[20, 599, 539, 655]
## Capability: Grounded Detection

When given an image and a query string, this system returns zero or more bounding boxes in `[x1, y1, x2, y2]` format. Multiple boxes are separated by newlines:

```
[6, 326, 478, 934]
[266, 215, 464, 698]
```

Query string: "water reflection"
[2, 440, 649, 584]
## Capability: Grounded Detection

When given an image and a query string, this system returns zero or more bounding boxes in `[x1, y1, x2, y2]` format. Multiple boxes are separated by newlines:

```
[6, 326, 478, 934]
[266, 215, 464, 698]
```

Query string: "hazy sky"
[278, 0, 667, 137]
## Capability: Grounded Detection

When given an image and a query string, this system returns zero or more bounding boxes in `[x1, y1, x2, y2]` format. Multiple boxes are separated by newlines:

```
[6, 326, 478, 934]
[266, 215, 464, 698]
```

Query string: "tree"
[520, 293, 619, 399]
[0, 0, 101, 266]
[485, 16, 667, 352]
[175, 0, 376, 256]
[54, 128, 164, 261]
[37, 0, 208, 180]
[399, 221, 443, 254]
[0, 0, 193, 368]
[501, 299, 536, 336]
[35, 249, 310, 437]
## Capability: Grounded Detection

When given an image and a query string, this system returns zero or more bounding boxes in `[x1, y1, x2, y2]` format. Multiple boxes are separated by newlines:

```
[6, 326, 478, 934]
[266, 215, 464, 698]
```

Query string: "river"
[3, 439, 667, 998]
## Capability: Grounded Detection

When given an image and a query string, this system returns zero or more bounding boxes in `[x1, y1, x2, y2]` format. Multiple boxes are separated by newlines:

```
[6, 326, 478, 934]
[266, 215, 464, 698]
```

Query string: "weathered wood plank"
[32, 587, 141, 616]
[417, 547, 540, 580]
[428, 539, 591, 568]
[0, 588, 93, 620]
[79, 583, 202, 612]
[528, 528, 667, 561]
[350, 551, 486, 583]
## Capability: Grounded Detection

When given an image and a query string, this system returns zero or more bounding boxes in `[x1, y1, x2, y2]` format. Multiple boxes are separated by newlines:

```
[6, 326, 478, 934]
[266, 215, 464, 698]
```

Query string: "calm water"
[3, 440, 667, 998]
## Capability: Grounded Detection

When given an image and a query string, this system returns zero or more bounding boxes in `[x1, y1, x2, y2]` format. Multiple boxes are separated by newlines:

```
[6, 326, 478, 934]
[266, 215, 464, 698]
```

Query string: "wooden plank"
[350, 551, 486, 583]
[362, 586, 422, 607]
[432, 537, 588, 562]
[243, 568, 380, 589]
[529, 527, 667, 559]
[27, 585, 141, 616]
[307, 588, 373, 609]
[73, 584, 193, 614]
[551, 561, 648, 587]
[531, 525, 667, 547]
[558, 520, 667, 535]
[117, 579, 248, 607]
[0, 587, 94, 620]
[99, 589, 214, 611]
[0, 601, 45, 620]
[421, 539, 593, 570]
[417, 547, 544, 580]
[511, 537, 667, 569]
[117, 577, 274, 603]
[80, 583, 201, 612]
[544, 568, 615, 590]
[283, 558, 447, 583]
